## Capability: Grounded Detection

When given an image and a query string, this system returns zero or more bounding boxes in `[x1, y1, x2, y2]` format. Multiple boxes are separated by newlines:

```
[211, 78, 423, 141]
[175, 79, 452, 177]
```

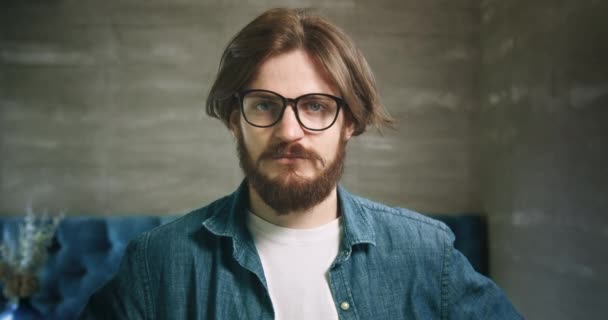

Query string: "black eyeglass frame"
[234, 89, 347, 131]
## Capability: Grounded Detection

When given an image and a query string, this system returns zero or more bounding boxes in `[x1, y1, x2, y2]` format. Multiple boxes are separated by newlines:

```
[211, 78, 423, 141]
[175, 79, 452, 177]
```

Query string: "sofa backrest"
[0, 214, 486, 320]
[1, 216, 177, 319]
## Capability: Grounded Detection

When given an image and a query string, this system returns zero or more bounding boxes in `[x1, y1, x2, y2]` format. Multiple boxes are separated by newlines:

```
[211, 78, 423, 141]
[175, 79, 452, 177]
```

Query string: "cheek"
[240, 125, 269, 160]
[317, 131, 343, 160]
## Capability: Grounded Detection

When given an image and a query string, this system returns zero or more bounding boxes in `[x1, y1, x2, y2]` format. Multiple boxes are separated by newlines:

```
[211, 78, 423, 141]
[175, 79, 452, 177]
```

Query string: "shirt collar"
[202, 180, 376, 249]
[337, 185, 376, 247]
[201, 179, 251, 244]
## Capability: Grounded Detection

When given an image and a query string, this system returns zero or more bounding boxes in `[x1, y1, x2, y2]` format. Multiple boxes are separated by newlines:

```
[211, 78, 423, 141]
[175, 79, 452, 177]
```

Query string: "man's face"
[231, 49, 354, 213]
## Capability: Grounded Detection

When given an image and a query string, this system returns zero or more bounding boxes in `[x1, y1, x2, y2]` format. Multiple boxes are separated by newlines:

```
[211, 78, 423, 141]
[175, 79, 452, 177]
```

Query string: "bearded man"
[80, 8, 522, 320]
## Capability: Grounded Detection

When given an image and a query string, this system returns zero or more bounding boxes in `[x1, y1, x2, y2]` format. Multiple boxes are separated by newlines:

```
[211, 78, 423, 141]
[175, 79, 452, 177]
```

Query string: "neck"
[248, 185, 340, 229]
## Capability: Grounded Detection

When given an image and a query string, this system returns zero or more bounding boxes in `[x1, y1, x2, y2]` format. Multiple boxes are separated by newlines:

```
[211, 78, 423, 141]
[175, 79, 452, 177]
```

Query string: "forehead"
[247, 49, 339, 98]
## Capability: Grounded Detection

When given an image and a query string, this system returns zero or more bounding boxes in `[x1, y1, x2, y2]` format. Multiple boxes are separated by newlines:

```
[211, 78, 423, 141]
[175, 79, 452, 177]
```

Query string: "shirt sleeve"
[78, 233, 152, 320]
[442, 234, 523, 319]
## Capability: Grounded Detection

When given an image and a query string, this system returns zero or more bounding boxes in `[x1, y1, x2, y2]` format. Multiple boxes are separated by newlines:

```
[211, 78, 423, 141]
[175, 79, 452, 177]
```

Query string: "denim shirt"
[80, 181, 522, 319]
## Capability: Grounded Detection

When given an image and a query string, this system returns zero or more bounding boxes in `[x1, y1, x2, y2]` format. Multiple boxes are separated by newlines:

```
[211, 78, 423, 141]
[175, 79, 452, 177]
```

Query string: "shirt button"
[340, 301, 350, 311]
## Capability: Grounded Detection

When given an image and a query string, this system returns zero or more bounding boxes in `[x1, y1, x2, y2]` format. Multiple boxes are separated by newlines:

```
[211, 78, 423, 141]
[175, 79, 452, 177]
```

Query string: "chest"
[149, 238, 443, 320]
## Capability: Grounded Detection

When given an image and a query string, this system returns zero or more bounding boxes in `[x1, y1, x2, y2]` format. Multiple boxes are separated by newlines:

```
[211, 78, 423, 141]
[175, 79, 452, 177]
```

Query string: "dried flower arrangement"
[0, 208, 63, 303]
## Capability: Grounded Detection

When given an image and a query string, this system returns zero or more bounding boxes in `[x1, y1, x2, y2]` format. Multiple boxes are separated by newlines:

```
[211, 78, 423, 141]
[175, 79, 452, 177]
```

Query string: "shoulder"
[344, 191, 455, 247]
[356, 195, 450, 232]
[129, 194, 233, 253]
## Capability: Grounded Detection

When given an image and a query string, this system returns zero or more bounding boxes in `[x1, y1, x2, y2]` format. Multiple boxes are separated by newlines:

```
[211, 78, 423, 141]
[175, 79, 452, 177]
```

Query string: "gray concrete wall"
[480, 0, 608, 318]
[0, 0, 480, 215]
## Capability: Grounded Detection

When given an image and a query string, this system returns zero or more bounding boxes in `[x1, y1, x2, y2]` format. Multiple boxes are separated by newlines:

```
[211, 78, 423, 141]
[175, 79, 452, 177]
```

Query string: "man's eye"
[304, 102, 325, 112]
[255, 102, 275, 111]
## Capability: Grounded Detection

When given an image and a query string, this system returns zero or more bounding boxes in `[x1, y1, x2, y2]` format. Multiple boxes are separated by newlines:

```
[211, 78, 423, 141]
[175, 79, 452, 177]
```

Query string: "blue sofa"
[0, 214, 487, 320]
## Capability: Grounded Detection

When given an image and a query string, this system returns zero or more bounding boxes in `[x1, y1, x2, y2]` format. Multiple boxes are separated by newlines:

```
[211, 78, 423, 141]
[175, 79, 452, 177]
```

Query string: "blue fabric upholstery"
[0, 216, 177, 320]
[431, 214, 488, 275]
[0, 214, 486, 320]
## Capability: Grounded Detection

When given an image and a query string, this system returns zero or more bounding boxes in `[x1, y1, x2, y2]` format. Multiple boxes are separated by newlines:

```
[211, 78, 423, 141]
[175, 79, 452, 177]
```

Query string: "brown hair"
[206, 8, 394, 136]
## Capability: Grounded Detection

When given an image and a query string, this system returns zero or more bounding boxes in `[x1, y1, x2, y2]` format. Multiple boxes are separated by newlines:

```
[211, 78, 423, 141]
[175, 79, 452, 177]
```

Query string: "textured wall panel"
[480, 0, 608, 318]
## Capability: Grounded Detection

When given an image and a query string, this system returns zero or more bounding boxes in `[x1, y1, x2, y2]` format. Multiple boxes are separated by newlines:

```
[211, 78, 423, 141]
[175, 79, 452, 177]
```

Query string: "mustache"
[258, 142, 326, 167]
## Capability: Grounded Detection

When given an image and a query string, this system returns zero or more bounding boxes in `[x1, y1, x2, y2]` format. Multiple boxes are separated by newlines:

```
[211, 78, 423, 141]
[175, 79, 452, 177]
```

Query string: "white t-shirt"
[246, 212, 341, 320]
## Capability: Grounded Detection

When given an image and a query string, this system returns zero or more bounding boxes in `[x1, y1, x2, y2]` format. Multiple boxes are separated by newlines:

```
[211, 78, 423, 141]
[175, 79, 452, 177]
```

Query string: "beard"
[236, 126, 348, 214]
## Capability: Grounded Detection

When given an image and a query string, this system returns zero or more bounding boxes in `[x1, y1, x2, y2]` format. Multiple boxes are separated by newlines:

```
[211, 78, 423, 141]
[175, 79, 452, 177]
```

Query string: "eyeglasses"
[235, 89, 347, 131]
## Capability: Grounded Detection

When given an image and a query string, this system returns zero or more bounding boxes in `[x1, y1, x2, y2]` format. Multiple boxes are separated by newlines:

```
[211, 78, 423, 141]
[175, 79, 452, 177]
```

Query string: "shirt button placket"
[330, 251, 356, 319]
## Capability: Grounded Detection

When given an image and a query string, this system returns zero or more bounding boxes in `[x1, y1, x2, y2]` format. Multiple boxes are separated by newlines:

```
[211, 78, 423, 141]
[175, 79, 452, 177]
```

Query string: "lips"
[271, 155, 310, 165]
[267, 146, 312, 160]
[259, 142, 324, 166]
[273, 153, 309, 160]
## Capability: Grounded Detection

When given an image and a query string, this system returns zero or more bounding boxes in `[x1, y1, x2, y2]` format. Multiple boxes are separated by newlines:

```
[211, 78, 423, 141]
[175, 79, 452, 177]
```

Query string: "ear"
[342, 112, 356, 140]
[344, 121, 355, 140]
[228, 109, 240, 138]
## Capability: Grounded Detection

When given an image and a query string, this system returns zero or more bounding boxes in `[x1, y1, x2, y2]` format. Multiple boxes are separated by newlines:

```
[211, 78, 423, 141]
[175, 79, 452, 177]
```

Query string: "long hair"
[206, 8, 394, 135]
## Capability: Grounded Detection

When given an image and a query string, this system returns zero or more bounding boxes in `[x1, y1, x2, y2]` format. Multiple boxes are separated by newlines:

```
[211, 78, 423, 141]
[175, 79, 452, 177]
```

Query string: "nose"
[274, 105, 305, 142]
